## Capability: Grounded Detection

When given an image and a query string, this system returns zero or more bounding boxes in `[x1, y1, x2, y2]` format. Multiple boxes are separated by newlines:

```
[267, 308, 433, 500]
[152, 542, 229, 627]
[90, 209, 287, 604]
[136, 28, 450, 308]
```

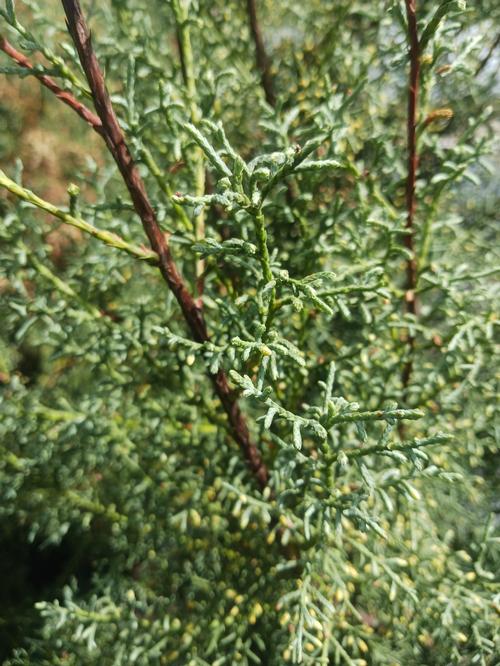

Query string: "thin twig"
[0, 38, 194, 237]
[236, 0, 282, 317]
[0, 169, 158, 264]
[401, 0, 420, 394]
[171, 0, 206, 298]
[48, 0, 270, 489]
[246, 0, 276, 107]
[475, 31, 500, 76]
[330, 433, 451, 463]
[0, 35, 103, 134]
[244, 1, 307, 248]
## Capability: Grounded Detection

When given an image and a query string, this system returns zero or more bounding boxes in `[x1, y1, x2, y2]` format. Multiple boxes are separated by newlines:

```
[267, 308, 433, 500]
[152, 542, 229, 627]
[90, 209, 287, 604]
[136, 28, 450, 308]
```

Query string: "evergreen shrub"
[0, 0, 498, 663]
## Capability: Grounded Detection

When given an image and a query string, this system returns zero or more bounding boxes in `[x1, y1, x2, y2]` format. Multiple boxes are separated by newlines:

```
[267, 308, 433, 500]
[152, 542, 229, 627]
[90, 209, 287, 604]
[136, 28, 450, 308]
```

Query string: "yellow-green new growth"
[0, 170, 159, 265]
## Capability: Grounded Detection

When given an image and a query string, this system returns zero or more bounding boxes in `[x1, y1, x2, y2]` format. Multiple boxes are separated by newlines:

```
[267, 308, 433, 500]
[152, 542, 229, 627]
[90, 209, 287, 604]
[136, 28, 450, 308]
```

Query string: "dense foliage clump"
[0, 0, 498, 664]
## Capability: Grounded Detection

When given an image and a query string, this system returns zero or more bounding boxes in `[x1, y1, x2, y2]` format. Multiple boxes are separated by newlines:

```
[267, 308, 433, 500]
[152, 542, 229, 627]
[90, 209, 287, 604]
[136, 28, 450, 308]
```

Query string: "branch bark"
[0, 36, 192, 235]
[0, 35, 103, 134]
[401, 0, 420, 393]
[54, 0, 269, 489]
[246, 0, 276, 107]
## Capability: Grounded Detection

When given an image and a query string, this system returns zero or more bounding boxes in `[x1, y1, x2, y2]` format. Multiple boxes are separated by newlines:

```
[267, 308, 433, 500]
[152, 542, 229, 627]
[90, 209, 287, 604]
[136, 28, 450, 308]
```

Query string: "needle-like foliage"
[0, 1, 498, 664]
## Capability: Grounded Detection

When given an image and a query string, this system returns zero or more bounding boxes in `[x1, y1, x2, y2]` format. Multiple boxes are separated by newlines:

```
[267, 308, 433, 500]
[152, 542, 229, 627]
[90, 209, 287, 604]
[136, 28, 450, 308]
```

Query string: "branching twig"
[331, 433, 452, 463]
[0, 170, 158, 264]
[401, 0, 420, 394]
[0, 39, 193, 237]
[24, 0, 269, 489]
[246, 0, 276, 107]
[0, 35, 103, 134]
[59, 0, 269, 488]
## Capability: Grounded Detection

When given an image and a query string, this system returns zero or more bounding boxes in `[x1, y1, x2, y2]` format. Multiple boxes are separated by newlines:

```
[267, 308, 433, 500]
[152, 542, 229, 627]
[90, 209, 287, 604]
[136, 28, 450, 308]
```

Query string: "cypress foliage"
[0, 1, 498, 664]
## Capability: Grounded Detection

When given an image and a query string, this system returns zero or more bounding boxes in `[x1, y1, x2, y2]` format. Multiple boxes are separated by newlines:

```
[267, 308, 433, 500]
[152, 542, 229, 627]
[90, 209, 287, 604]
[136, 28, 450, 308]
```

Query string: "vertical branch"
[245, 2, 305, 248]
[60, 0, 269, 489]
[245, 1, 301, 323]
[246, 0, 276, 107]
[171, 0, 206, 298]
[402, 0, 420, 393]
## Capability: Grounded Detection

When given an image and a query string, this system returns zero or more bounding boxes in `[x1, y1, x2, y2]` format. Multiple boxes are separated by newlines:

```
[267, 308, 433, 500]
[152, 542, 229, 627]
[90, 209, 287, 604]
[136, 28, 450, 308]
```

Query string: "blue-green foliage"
[0, 0, 498, 664]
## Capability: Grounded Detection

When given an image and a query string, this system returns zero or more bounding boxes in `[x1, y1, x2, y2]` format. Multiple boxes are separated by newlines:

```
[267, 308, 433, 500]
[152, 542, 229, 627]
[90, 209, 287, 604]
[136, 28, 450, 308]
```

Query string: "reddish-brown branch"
[0, 6, 268, 490]
[46, 0, 269, 489]
[402, 0, 420, 393]
[0, 35, 103, 135]
[246, 0, 276, 107]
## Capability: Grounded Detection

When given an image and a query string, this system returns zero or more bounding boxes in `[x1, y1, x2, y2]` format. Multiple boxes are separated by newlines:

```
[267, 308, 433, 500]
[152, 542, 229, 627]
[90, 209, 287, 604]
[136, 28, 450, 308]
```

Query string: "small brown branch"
[402, 0, 420, 395]
[56, 0, 269, 489]
[475, 31, 500, 76]
[404, 0, 419, 311]
[0, 35, 103, 135]
[246, 0, 276, 107]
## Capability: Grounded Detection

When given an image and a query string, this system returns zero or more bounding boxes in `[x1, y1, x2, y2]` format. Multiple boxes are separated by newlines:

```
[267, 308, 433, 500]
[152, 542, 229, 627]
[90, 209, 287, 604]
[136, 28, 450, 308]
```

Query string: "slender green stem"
[418, 185, 446, 271]
[372, 185, 399, 221]
[64, 490, 127, 524]
[253, 210, 276, 330]
[171, 1, 198, 121]
[330, 433, 451, 463]
[331, 407, 424, 425]
[29, 253, 100, 318]
[171, 0, 205, 292]
[0, 170, 159, 264]
[29, 250, 173, 384]
[254, 212, 273, 284]
[139, 145, 193, 232]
